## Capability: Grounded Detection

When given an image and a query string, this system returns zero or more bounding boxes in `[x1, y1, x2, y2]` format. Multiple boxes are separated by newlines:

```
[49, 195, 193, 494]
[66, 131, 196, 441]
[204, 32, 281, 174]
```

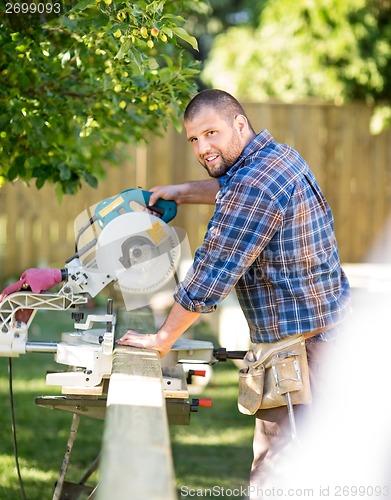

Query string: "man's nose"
[196, 137, 211, 156]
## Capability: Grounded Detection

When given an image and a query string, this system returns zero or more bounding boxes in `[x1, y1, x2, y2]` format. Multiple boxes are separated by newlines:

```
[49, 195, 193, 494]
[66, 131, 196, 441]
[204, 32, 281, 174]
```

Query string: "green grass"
[171, 364, 254, 498]
[0, 309, 254, 499]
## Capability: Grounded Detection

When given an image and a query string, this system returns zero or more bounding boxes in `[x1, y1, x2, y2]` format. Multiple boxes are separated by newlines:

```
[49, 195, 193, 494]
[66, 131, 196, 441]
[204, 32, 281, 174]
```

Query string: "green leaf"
[92, 14, 110, 30]
[36, 177, 45, 190]
[171, 27, 198, 51]
[162, 26, 173, 39]
[59, 163, 71, 180]
[114, 39, 131, 61]
[83, 171, 98, 188]
[55, 184, 64, 203]
[161, 14, 186, 22]
[69, 0, 94, 12]
[170, 111, 183, 134]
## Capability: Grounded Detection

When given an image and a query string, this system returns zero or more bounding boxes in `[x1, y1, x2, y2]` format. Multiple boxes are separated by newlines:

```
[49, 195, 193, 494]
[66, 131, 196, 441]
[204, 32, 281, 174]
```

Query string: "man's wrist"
[155, 329, 178, 352]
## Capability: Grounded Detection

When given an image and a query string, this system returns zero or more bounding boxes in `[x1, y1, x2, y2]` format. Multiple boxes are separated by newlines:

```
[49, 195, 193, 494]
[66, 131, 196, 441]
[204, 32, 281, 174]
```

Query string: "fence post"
[97, 344, 177, 500]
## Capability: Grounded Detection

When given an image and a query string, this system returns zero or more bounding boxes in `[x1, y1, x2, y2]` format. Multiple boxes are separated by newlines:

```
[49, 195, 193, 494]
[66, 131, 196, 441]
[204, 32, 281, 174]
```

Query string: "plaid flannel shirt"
[174, 130, 351, 343]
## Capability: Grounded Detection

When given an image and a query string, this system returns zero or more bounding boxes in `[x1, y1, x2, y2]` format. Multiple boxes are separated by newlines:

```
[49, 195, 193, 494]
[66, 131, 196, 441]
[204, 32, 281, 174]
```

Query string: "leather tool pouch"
[238, 335, 312, 415]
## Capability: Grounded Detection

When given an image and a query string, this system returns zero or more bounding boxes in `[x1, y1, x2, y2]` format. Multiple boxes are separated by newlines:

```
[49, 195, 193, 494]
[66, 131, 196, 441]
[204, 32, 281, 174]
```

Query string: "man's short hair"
[184, 89, 251, 127]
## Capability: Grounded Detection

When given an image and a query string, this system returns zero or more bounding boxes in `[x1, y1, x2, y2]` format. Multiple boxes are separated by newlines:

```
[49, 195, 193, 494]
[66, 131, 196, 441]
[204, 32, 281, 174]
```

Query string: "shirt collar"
[219, 129, 274, 185]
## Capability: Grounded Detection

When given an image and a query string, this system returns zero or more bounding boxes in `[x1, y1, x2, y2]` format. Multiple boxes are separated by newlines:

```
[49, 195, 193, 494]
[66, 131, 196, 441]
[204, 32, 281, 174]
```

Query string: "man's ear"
[234, 114, 248, 136]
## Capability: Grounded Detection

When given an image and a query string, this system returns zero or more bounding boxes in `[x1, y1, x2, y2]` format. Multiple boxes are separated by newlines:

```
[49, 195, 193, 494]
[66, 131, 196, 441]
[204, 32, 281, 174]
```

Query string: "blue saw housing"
[94, 188, 177, 226]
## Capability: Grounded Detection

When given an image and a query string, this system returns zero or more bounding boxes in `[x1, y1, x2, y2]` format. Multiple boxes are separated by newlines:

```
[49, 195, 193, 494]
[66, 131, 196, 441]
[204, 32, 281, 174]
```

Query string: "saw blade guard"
[72, 192, 184, 308]
[95, 212, 181, 292]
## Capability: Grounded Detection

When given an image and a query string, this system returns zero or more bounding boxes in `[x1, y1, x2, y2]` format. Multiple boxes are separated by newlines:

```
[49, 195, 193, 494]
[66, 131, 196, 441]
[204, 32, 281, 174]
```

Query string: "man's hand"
[149, 185, 185, 206]
[116, 331, 173, 358]
[117, 284, 201, 358]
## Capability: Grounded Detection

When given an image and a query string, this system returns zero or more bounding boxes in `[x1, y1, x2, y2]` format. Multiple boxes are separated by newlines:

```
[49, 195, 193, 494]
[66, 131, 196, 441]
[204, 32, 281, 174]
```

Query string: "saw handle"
[94, 188, 177, 225]
[143, 190, 177, 223]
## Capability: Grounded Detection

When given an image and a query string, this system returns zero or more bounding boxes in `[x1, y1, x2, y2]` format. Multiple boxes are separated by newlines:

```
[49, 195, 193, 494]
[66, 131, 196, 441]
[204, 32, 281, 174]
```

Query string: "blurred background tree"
[200, 0, 391, 133]
[0, 0, 206, 195]
[1, 0, 390, 196]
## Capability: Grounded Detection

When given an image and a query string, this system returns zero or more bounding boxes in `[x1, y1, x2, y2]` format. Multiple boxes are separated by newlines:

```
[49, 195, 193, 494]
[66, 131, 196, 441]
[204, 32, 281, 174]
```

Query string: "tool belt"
[237, 334, 312, 415]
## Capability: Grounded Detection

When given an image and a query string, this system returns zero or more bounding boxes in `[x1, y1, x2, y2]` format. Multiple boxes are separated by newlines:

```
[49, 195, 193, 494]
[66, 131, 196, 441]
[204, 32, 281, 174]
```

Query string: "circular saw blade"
[95, 212, 180, 294]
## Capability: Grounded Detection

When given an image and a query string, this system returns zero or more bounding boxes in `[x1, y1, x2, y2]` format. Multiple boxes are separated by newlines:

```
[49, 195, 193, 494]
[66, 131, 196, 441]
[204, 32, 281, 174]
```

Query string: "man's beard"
[201, 130, 242, 178]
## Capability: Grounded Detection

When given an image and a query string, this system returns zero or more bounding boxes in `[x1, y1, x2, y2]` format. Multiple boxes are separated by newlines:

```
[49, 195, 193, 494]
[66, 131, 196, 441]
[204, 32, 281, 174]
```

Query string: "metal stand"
[52, 413, 81, 500]
[51, 411, 100, 500]
[59, 454, 100, 499]
[36, 392, 193, 499]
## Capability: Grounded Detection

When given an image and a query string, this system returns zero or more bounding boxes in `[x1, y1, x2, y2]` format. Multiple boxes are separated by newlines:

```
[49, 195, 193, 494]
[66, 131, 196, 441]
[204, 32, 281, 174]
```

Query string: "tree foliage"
[187, 0, 265, 57]
[0, 0, 207, 195]
[202, 0, 391, 131]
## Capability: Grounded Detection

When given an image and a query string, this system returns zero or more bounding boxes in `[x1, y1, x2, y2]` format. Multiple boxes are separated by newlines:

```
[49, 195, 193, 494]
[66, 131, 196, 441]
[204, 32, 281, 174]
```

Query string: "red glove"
[0, 268, 63, 302]
[0, 279, 25, 300]
[20, 268, 63, 293]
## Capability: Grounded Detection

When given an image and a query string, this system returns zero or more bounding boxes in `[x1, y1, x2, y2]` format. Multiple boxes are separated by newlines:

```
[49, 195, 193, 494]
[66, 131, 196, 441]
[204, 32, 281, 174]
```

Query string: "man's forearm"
[177, 179, 220, 205]
[155, 301, 201, 352]
[116, 301, 201, 356]
[149, 179, 220, 206]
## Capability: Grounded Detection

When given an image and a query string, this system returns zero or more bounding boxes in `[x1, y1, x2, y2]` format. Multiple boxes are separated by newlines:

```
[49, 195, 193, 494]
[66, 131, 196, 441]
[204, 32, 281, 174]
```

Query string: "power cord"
[8, 358, 27, 500]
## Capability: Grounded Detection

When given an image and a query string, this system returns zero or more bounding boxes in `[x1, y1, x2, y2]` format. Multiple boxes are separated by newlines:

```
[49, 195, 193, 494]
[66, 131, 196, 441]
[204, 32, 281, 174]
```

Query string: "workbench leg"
[87, 484, 99, 499]
[78, 453, 100, 486]
[52, 413, 81, 500]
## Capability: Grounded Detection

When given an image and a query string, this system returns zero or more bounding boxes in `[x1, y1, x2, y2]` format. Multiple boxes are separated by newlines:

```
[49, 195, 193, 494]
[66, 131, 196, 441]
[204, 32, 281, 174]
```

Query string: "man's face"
[185, 107, 244, 178]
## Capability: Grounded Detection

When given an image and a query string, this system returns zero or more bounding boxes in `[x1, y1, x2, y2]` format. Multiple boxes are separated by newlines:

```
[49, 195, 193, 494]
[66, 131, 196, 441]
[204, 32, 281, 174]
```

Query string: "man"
[117, 89, 351, 487]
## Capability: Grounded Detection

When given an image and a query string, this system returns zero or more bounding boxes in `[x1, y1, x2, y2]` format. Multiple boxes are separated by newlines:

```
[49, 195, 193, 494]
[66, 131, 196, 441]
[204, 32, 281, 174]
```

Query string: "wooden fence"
[1, 101, 391, 280]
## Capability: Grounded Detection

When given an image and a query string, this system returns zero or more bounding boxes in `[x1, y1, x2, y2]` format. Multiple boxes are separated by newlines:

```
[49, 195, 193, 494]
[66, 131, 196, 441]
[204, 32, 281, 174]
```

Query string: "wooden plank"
[300, 104, 328, 186]
[353, 105, 372, 261]
[3, 184, 18, 276]
[335, 105, 356, 262]
[247, 102, 274, 133]
[97, 345, 177, 500]
[367, 130, 391, 261]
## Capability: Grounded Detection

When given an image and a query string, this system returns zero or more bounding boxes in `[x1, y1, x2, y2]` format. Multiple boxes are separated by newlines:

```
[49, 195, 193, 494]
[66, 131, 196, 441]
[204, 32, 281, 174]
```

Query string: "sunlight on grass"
[170, 362, 254, 497]
[0, 454, 59, 499]
[173, 426, 253, 446]
[0, 376, 59, 392]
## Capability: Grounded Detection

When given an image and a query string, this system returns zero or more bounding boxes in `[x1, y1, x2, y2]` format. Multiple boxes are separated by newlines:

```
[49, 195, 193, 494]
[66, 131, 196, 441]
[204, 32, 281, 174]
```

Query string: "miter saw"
[0, 188, 223, 398]
[0, 186, 247, 425]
